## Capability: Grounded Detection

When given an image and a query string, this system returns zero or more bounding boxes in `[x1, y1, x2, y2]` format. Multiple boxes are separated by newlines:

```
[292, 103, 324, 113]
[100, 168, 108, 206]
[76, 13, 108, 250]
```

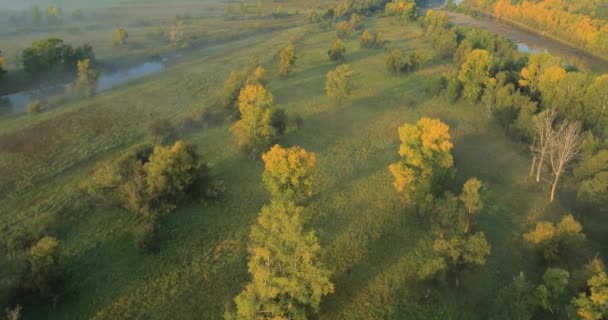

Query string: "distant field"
[1, 1, 605, 319]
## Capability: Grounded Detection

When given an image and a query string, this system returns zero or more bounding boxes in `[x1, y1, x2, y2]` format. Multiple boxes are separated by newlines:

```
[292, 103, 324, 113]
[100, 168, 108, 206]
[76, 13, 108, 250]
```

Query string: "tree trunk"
[550, 172, 561, 203]
[529, 155, 537, 177]
[536, 150, 545, 182]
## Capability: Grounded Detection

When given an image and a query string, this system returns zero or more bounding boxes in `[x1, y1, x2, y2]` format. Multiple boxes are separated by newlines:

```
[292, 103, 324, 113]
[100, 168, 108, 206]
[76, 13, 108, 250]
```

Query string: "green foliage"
[425, 75, 446, 96]
[493, 273, 534, 320]
[460, 178, 483, 233]
[432, 232, 491, 272]
[21, 38, 94, 75]
[270, 108, 288, 137]
[360, 29, 387, 49]
[423, 11, 457, 58]
[232, 200, 333, 320]
[523, 214, 587, 263]
[83, 142, 220, 216]
[113, 28, 129, 46]
[386, 48, 419, 74]
[231, 84, 276, 155]
[23, 236, 63, 300]
[385, 0, 418, 22]
[445, 77, 462, 102]
[325, 64, 353, 102]
[531, 268, 570, 313]
[328, 38, 346, 61]
[458, 49, 494, 102]
[134, 218, 161, 253]
[279, 44, 296, 76]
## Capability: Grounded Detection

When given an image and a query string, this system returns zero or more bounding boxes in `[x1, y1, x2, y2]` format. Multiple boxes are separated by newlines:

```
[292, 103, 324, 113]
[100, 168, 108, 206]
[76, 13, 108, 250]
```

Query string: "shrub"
[26, 100, 42, 114]
[270, 108, 288, 136]
[325, 64, 353, 102]
[425, 75, 446, 96]
[328, 38, 346, 61]
[336, 21, 353, 39]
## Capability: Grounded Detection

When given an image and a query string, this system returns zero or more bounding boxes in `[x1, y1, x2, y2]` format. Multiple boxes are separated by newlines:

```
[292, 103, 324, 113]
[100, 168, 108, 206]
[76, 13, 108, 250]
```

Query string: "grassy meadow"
[1, 1, 603, 319]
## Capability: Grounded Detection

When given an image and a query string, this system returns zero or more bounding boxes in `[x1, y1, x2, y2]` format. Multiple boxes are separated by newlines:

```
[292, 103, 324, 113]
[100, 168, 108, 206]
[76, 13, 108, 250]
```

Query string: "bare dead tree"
[548, 120, 582, 202]
[532, 109, 558, 182]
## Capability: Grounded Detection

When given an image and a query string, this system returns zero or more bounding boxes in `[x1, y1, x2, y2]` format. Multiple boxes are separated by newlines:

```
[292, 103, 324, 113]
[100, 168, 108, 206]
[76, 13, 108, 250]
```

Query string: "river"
[0, 59, 168, 114]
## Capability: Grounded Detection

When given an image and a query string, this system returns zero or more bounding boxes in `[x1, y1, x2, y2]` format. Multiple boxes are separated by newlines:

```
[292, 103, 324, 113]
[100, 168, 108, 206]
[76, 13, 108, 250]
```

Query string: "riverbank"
[441, 9, 608, 73]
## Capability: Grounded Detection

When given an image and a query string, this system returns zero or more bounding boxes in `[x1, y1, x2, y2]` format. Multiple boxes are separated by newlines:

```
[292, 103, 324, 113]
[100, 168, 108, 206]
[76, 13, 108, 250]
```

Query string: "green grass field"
[0, 2, 601, 319]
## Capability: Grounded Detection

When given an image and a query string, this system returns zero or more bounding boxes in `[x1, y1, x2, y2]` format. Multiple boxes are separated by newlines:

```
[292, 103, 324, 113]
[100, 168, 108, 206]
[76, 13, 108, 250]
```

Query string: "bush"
[360, 30, 387, 49]
[336, 21, 353, 39]
[26, 100, 42, 114]
[326, 64, 353, 102]
[425, 75, 446, 96]
[270, 108, 288, 136]
[445, 78, 462, 102]
[386, 49, 419, 74]
[328, 39, 346, 61]
[23, 236, 63, 301]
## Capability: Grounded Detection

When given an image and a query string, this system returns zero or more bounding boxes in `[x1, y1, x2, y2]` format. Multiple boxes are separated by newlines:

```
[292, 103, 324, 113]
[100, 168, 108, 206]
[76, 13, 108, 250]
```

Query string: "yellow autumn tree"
[278, 44, 296, 76]
[67, 59, 98, 97]
[389, 117, 454, 204]
[231, 84, 276, 155]
[458, 49, 494, 102]
[262, 144, 316, 203]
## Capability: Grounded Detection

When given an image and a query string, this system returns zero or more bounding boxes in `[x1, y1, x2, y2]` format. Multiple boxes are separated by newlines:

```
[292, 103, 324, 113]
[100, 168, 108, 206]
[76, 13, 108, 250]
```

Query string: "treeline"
[420, 11, 608, 317]
[423, 9, 608, 209]
[461, 0, 608, 56]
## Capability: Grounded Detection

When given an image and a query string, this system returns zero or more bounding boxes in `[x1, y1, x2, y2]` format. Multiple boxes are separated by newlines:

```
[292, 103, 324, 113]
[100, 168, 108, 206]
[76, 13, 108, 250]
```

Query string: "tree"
[583, 74, 608, 133]
[458, 49, 494, 102]
[232, 200, 333, 320]
[523, 214, 586, 262]
[325, 64, 353, 102]
[328, 38, 346, 61]
[46, 5, 61, 24]
[360, 30, 386, 49]
[350, 13, 363, 30]
[433, 232, 491, 273]
[386, 49, 419, 74]
[493, 273, 534, 320]
[460, 178, 483, 233]
[24, 236, 62, 300]
[573, 134, 608, 209]
[388, 118, 454, 204]
[221, 70, 247, 111]
[278, 44, 296, 76]
[112, 28, 128, 46]
[231, 84, 276, 155]
[385, 0, 418, 21]
[262, 145, 316, 203]
[519, 54, 561, 97]
[572, 271, 608, 320]
[21, 38, 95, 75]
[548, 120, 582, 202]
[530, 109, 558, 183]
[336, 21, 353, 39]
[532, 268, 570, 314]
[68, 59, 98, 97]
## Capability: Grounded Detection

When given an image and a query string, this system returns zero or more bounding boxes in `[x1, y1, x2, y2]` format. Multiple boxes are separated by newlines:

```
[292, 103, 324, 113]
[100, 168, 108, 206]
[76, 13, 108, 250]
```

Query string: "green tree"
[325, 64, 353, 102]
[386, 49, 419, 74]
[460, 178, 483, 233]
[458, 49, 494, 102]
[523, 214, 586, 262]
[328, 38, 346, 61]
[24, 236, 62, 300]
[433, 232, 491, 272]
[493, 273, 534, 320]
[278, 44, 296, 76]
[231, 84, 276, 155]
[232, 200, 334, 320]
[388, 117, 454, 204]
[112, 28, 128, 46]
[221, 70, 247, 111]
[21, 38, 94, 75]
[349, 13, 363, 30]
[531, 268, 570, 314]
[262, 144, 316, 203]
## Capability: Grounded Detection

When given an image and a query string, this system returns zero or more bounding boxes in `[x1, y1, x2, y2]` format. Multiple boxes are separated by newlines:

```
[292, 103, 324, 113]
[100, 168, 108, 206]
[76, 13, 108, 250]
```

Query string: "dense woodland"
[1, 0, 608, 319]
[461, 0, 608, 57]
